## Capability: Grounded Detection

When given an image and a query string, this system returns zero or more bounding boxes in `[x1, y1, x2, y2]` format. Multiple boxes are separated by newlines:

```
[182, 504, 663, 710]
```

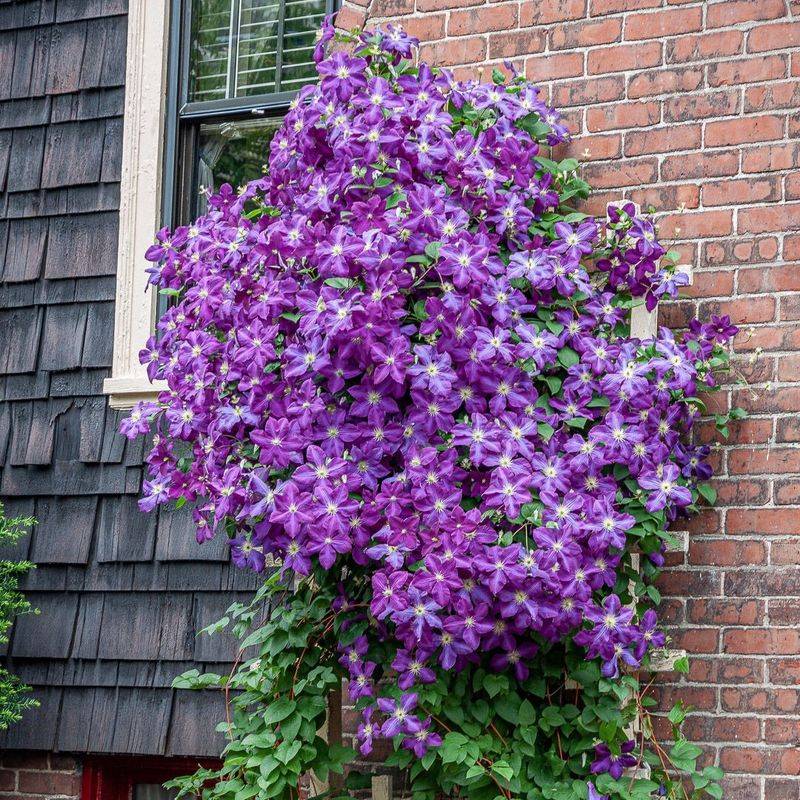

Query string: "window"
[82, 756, 218, 800]
[105, 0, 332, 409]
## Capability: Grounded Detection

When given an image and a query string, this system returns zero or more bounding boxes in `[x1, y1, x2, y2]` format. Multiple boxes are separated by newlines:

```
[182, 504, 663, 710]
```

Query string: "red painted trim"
[81, 756, 221, 800]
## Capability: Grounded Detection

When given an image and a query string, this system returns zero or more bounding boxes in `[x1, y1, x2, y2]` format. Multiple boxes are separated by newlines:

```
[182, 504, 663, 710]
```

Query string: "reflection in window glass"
[193, 118, 282, 216]
[189, 0, 326, 102]
[134, 784, 178, 800]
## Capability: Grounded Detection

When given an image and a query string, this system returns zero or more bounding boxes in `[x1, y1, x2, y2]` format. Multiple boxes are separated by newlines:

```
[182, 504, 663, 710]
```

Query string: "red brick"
[551, 75, 625, 107]
[524, 51, 584, 80]
[705, 114, 785, 147]
[587, 41, 661, 74]
[702, 176, 781, 207]
[708, 55, 788, 88]
[0, 771, 15, 792]
[449, 5, 517, 36]
[739, 265, 800, 293]
[770, 599, 800, 625]
[721, 747, 800, 776]
[745, 80, 800, 112]
[562, 133, 622, 160]
[627, 67, 702, 99]
[778, 354, 800, 382]
[17, 771, 82, 796]
[687, 598, 764, 626]
[419, 37, 486, 66]
[724, 628, 800, 655]
[739, 202, 800, 234]
[582, 157, 657, 188]
[661, 150, 739, 181]
[488, 29, 546, 60]
[714, 478, 770, 506]
[362, 0, 412, 14]
[663, 90, 739, 121]
[657, 568, 721, 597]
[590, 0, 658, 12]
[625, 7, 702, 40]
[734, 386, 800, 413]
[730, 449, 800, 478]
[765, 718, 800, 744]
[416, 0, 481, 11]
[625, 123, 700, 156]
[787, 172, 800, 200]
[658, 209, 734, 238]
[683, 715, 761, 743]
[772, 539, 800, 566]
[550, 17, 621, 50]
[519, 0, 586, 25]
[629, 183, 700, 212]
[689, 539, 767, 567]
[707, 0, 788, 27]
[585, 100, 660, 132]
[727, 508, 800, 536]
[666, 30, 744, 63]
[743, 141, 800, 172]
[749, 21, 800, 53]
[333, 5, 367, 27]
[398, 14, 446, 41]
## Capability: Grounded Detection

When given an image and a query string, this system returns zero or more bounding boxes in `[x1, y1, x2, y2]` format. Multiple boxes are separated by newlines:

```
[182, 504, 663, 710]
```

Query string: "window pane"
[134, 785, 178, 800]
[192, 118, 282, 216]
[188, 0, 326, 102]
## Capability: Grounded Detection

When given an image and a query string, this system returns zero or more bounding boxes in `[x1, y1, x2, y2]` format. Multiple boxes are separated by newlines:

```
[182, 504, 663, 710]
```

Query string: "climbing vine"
[126, 21, 742, 800]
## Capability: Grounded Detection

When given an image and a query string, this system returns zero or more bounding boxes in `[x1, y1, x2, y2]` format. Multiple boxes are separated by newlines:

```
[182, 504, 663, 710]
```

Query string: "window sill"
[103, 376, 165, 410]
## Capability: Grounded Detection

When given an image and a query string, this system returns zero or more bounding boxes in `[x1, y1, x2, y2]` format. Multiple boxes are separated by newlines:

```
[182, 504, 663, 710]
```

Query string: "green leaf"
[263, 698, 296, 725]
[697, 483, 717, 505]
[425, 242, 441, 261]
[483, 673, 509, 698]
[557, 347, 580, 368]
[491, 761, 514, 782]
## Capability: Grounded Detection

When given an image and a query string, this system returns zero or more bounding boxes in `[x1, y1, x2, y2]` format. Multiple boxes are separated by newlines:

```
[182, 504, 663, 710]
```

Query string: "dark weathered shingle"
[0, 31, 14, 101]
[157, 505, 230, 562]
[0, 128, 11, 190]
[0, 3, 259, 760]
[82, 301, 115, 368]
[3, 217, 47, 282]
[0, 371, 50, 402]
[6, 125, 44, 191]
[168, 691, 227, 757]
[9, 398, 71, 465]
[100, 116, 122, 182]
[45, 211, 118, 278]
[192, 592, 249, 663]
[97, 593, 194, 661]
[0, 307, 43, 374]
[31, 495, 97, 563]
[96, 495, 156, 562]
[44, 20, 87, 95]
[111, 688, 173, 755]
[10, 591, 79, 658]
[0, 1, 56, 31]
[82, 15, 127, 90]
[50, 86, 124, 123]
[69, 592, 104, 659]
[11, 26, 50, 100]
[39, 302, 88, 371]
[0, 687, 60, 750]
[41, 119, 104, 187]
[55, 0, 127, 24]
[0, 95, 50, 129]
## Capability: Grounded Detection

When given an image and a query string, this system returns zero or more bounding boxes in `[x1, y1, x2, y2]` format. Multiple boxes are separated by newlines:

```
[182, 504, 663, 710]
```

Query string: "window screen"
[189, 0, 327, 102]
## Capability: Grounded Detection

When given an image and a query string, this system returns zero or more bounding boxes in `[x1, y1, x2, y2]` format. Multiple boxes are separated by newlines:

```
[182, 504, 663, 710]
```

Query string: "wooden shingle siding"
[0, 0, 257, 757]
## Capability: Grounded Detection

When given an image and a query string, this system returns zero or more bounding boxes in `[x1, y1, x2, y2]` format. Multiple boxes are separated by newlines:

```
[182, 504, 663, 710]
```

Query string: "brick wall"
[333, 2, 800, 798]
[0, 754, 82, 800]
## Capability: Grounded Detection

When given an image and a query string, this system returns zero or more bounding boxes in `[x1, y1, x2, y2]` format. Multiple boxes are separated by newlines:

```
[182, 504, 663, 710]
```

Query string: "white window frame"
[104, 0, 170, 410]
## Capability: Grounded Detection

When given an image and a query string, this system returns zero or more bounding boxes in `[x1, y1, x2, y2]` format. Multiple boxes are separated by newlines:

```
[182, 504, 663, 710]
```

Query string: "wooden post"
[327, 683, 344, 792]
[371, 774, 393, 800]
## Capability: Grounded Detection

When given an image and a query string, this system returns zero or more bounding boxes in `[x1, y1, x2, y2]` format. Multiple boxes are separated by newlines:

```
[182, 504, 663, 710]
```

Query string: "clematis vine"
[125, 21, 737, 800]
